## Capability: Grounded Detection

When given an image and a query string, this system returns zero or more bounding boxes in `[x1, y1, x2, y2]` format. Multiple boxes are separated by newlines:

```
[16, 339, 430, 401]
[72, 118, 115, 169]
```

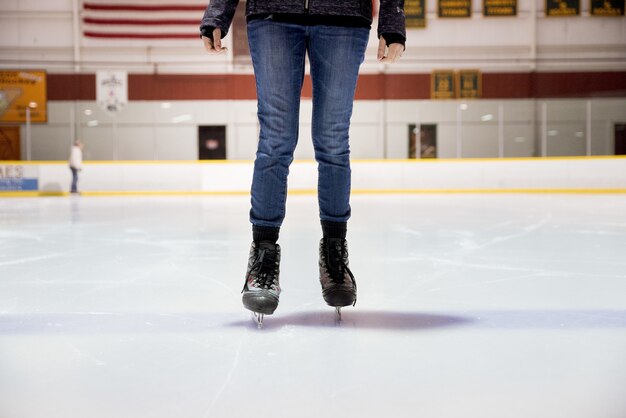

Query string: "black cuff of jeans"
[381, 33, 406, 49]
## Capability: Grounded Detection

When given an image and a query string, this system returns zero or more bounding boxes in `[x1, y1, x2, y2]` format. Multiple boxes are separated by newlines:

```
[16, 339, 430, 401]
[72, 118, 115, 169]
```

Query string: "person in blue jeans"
[201, 0, 405, 324]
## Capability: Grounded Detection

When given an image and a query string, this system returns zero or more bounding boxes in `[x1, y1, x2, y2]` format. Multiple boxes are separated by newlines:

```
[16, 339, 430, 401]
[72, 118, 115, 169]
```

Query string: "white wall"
[1, 0, 625, 73]
[22, 98, 626, 161]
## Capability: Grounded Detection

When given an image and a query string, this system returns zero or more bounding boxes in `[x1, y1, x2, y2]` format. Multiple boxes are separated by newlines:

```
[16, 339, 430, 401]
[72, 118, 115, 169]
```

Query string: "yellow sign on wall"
[0, 71, 47, 123]
[590, 0, 624, 15]
[546, 0, 580, 16]
[484, 0, 517, 16]
[406, 0, 427, 28]
[439, 0, 472, 17]
[432, 70, 457, 99]
[458, 70, 482, 99]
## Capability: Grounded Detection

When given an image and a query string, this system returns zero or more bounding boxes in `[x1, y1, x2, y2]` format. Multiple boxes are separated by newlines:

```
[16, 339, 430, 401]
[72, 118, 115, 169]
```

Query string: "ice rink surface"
[1, 193, 625, 418]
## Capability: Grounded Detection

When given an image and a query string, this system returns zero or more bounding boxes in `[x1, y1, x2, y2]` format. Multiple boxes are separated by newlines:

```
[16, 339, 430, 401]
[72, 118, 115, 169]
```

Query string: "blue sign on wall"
[0, 165, 39, 191]
[0, 178, 39, 191]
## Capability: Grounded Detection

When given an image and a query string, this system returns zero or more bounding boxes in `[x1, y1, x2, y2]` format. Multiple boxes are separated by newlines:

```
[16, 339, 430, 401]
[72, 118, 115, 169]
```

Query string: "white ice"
[1, 194, 626, 418]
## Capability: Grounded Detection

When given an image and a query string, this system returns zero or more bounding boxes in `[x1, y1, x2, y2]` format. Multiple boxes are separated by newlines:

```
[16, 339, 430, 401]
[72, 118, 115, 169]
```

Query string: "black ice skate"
[319, 238, 356, 321]
[241, 241, 281, 328]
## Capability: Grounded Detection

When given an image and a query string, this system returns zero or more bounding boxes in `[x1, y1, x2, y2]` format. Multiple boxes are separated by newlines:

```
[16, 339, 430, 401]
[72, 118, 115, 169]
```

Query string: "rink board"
[1, 157, 626, 196]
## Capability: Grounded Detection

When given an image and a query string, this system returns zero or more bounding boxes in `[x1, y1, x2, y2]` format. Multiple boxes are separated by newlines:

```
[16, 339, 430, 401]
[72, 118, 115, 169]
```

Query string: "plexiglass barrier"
[8, 98, 626, 161]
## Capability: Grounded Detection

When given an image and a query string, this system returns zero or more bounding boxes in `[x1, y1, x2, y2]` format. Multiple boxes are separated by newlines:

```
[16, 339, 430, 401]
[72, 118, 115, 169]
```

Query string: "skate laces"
[249, 246, 279, 290]
[325, 239, 355, 286]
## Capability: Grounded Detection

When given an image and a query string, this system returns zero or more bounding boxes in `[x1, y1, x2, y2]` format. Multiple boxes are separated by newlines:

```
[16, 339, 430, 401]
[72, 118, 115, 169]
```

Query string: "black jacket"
[200, 0, 406, 42]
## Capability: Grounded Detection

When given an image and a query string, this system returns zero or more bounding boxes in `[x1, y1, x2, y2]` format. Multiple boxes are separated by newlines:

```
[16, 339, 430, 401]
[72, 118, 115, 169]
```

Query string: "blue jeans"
[70, 167, 79, 193]
[247, 18, 370, 228]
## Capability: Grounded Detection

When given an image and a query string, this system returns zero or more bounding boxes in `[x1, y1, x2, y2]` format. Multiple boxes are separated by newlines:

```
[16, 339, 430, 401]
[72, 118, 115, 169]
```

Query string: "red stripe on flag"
[84, 31, 199, 39]
[84, 17, 198, 25]
[83, 3, 206, 11]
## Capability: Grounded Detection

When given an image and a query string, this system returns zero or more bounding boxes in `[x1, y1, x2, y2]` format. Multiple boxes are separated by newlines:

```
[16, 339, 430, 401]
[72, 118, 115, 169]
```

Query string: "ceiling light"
[171, 114, 193, 124]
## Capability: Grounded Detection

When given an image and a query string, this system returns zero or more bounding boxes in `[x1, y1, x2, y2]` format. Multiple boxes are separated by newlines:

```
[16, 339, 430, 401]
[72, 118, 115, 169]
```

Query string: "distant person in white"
[68, 140, 83, 194]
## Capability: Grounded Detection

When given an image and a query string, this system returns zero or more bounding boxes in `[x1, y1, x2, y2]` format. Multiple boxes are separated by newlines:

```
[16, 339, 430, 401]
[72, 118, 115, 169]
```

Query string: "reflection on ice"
[2, 310, 626, 335]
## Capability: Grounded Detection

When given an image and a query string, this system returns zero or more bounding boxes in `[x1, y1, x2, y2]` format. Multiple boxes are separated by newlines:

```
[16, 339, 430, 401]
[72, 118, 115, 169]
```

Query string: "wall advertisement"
[590, 0, 624, 15]
[546, 0, 580, 16]
[439, 0, 472, 17]
[431, 70, 457, 99]
[484, 0, 517, 15]
[0, 164, 39, 191]
[96, 71, 128, 113]
[406, 0, 427, 28]
[458, 70, 482, 99]
[0, 71, 47, 123]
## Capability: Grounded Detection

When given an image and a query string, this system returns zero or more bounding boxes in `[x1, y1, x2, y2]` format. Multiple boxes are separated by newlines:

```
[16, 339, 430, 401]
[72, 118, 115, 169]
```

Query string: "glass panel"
[544, 100, 587, 157]
[14, 98, 626, 161]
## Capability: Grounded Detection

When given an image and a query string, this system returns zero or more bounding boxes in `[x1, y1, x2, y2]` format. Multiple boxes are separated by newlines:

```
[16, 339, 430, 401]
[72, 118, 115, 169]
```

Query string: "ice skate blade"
[335, 307, 342, 322]
[252, 312, 264, 329]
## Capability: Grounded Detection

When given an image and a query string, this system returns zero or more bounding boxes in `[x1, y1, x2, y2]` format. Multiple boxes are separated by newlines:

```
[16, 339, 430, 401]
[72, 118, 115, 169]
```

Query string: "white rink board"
[6, 157, 626, 194]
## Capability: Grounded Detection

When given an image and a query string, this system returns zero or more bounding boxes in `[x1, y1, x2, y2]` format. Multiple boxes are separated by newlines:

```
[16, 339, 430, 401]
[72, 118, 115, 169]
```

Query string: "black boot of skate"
[319, 238, 357, 310]
[242, 241, 281, 322]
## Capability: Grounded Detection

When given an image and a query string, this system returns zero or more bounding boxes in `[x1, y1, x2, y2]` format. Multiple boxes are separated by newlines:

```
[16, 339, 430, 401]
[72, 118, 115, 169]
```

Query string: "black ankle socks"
[321, 220, 347, 240]
[252, 225, 280, 244]
[253, 223, 345, 242]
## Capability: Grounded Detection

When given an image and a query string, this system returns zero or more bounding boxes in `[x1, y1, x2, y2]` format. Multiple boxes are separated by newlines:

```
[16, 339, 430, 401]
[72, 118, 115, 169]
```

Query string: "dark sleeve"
[377, 0, 406, 41]
[200, 26, 216, 41]
[199, 0, 240, 38]
[381, 32, 406, 49]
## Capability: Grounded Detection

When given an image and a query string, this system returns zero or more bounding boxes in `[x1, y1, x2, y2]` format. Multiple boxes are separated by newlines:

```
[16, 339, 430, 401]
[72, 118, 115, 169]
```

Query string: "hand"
[377, 37, 404, 64]
[202, 28, 227, 54]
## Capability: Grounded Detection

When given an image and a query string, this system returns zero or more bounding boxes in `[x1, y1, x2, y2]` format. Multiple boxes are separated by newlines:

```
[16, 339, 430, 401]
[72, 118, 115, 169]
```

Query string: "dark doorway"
[408, 124, 437, 159]
[615, 124, 626, 155]
[0, 126, 21, 160]
[198, 125, 226, 160]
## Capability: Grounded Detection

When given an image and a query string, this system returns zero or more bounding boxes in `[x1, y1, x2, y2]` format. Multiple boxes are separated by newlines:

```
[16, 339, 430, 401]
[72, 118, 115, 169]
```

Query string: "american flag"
[82, 0, 206, 41]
